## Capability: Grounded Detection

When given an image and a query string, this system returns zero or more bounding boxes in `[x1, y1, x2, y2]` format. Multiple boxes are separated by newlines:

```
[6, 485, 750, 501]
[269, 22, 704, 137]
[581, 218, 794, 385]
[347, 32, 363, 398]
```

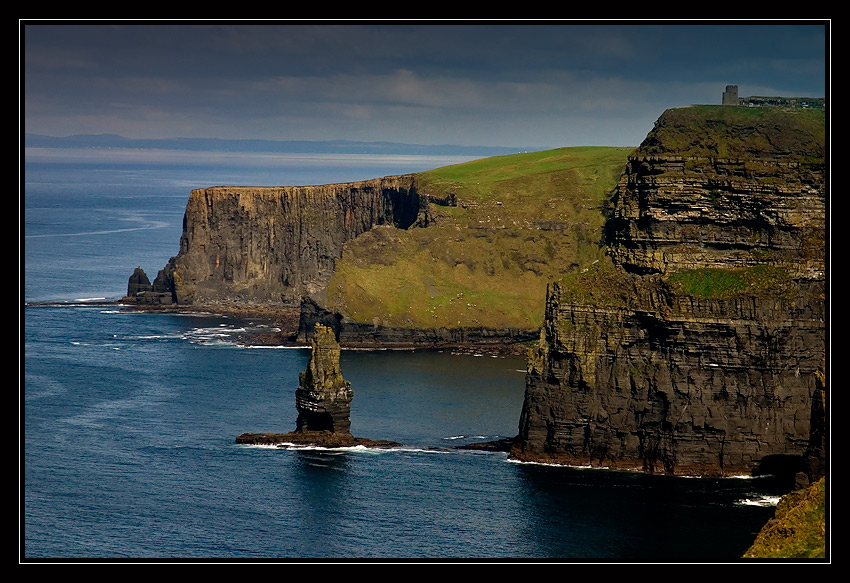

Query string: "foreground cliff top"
[637, 105, 825, 160]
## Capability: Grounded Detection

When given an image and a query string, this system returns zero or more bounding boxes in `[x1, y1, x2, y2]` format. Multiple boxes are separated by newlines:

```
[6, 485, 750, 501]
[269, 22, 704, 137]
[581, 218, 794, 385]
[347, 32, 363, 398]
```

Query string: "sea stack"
[295, 323, 353, 435]
[236, 323, 399, 448]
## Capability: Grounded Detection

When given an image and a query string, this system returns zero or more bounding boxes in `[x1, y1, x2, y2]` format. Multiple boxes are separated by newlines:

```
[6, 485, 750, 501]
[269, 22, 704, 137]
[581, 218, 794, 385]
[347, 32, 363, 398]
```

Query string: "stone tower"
[722, 84, 739, 105]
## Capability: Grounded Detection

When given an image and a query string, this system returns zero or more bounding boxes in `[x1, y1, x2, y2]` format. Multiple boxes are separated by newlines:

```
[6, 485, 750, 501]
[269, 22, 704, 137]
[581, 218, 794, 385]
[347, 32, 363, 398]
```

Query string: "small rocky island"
[236, 323, 400, 449]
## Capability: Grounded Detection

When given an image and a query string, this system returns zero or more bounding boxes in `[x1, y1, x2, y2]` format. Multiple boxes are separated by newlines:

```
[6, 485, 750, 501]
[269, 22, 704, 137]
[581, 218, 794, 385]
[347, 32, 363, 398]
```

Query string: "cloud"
[22, 22, 828, 147]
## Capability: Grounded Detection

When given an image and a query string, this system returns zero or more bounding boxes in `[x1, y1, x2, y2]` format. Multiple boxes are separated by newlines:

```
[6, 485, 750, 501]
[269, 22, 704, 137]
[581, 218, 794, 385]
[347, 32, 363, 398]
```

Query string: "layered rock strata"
[153, 175, 420, 305]
[511, 106, 826, 477]
[606, 106, 825, 280]
[295, 323, 353, 434]
[237, 323, 399, 448]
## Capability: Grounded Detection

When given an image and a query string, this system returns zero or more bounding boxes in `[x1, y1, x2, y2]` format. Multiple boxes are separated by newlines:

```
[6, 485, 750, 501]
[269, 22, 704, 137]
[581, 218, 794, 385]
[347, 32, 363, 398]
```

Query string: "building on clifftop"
[722, 84, 739, 105]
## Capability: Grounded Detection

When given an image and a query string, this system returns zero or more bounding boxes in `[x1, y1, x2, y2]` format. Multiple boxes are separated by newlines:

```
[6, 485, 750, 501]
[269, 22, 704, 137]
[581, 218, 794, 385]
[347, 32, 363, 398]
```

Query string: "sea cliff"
[510, 105, 826, 478]
[152, 175, 420, 306]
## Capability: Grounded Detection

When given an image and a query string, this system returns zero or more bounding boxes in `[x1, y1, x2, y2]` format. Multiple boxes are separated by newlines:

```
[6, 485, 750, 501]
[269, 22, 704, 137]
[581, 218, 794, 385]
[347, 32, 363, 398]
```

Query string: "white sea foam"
[506, 458, 595, 470]
[274, 443, 388, 454]
[390, 447, 451, 454]
[236, 344, 308, 349]
[235, 443, 281, 450]
[738, 495, 781, 507]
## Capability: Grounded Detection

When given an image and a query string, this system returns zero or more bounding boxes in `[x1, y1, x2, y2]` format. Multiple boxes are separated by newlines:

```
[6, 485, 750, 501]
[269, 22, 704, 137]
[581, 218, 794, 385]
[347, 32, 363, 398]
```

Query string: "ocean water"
[22, 147, 788, 561]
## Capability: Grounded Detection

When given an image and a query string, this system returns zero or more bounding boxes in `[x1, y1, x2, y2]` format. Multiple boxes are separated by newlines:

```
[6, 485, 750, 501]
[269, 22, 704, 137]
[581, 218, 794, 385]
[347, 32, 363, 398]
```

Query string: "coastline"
[24, 299, 535, 357]
[27, 298, 779, 481]
[506, 446, 763, 479]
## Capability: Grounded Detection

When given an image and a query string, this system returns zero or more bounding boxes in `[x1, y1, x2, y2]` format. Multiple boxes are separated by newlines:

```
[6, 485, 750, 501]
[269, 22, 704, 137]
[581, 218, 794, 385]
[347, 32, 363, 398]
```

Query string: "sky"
[22, 21, 829, 150]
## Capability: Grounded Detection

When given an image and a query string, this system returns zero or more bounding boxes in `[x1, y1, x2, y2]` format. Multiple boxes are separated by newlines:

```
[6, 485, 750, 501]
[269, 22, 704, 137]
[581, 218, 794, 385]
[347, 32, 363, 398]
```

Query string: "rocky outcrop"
[796, 362, 827, 488]
[153, 175, 420, 305]
[297, 296, 537, 352]
[295, 323, 353, 434]
[122, 267, 173, 305]
[743, 477, 826, 558]
[236, 323, 400, 449]
[126, 267, 152, 296]
[511, 106, 826, 478]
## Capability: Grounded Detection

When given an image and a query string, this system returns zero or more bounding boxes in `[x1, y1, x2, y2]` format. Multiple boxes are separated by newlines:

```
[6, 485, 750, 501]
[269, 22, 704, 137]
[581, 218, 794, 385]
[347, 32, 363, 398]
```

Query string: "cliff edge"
[511, 105, 827, 478]
[152, 175, 420, 306]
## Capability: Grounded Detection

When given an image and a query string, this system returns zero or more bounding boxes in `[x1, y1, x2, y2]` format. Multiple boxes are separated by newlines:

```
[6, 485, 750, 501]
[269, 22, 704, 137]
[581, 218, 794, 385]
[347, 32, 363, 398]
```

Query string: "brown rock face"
[295, 324, 353, 435]
[235, 322, 400, 448]
[605, 154, 825, 280]
[152, 175, 420, 305]
[512, 106, 826, 478]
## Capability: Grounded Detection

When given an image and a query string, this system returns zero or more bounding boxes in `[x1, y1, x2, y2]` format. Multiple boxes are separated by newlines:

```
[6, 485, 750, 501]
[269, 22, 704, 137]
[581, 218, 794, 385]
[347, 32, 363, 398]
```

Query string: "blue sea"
[22, 147, 789, 561]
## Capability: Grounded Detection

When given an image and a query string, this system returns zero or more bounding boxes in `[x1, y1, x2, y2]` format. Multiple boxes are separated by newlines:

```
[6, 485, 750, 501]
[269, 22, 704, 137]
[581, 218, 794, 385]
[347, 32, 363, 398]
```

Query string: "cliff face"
[153, 175, 420, 305]
[606, 107, 825, 280]
[512, 106, 826, 477]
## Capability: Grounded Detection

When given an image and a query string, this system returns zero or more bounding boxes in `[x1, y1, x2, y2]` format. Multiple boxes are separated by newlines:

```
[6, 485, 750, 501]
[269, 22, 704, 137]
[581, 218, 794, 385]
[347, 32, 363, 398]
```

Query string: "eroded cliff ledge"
[151, 175, 420, 306]
[510, 105, 827, 478]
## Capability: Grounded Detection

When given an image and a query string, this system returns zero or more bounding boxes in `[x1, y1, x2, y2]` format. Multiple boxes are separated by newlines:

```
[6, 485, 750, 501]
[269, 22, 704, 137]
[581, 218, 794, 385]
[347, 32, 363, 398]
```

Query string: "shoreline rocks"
[235, 431, 400, 449]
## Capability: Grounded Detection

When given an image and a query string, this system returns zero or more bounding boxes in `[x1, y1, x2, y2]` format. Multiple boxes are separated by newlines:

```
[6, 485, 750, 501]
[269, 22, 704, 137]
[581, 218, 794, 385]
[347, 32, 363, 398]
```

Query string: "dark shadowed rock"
[236, 323, 400, 449]
[295, 323, 353, 434]
[511, 106, 826, 478]
[126, 267, 152, 296]
[122, 267, 173, 305]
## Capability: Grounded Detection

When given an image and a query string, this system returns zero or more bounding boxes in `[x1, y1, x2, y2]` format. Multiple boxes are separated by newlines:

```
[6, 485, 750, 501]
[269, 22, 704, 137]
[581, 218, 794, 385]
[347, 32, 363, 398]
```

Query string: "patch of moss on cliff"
[551, 255, 644, 308]
[324, 147, 632, 330]
[666, 265, 794, 300]
[743, 478, 826, 559]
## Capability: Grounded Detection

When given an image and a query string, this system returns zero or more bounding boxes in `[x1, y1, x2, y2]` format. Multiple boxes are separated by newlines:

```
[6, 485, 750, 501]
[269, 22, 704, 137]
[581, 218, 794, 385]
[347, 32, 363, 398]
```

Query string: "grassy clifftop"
[638, 105, 825, 160]
[323, 146, 632, 330]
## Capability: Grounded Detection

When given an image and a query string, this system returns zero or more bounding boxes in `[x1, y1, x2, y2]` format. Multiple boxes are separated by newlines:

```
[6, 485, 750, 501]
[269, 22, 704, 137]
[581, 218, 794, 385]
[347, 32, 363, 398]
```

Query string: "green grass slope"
[324, 146, 633, 330]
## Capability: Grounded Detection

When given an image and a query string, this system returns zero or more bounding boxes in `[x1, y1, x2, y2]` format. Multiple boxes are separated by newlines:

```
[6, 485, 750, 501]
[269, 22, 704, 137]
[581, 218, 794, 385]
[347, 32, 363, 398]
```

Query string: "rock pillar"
[295, 324, 353, 435]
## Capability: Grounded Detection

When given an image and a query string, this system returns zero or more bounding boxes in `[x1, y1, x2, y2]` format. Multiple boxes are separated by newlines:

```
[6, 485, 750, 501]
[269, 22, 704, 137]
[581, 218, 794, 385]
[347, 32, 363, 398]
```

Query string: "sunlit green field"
[324, 146, 633, 330]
